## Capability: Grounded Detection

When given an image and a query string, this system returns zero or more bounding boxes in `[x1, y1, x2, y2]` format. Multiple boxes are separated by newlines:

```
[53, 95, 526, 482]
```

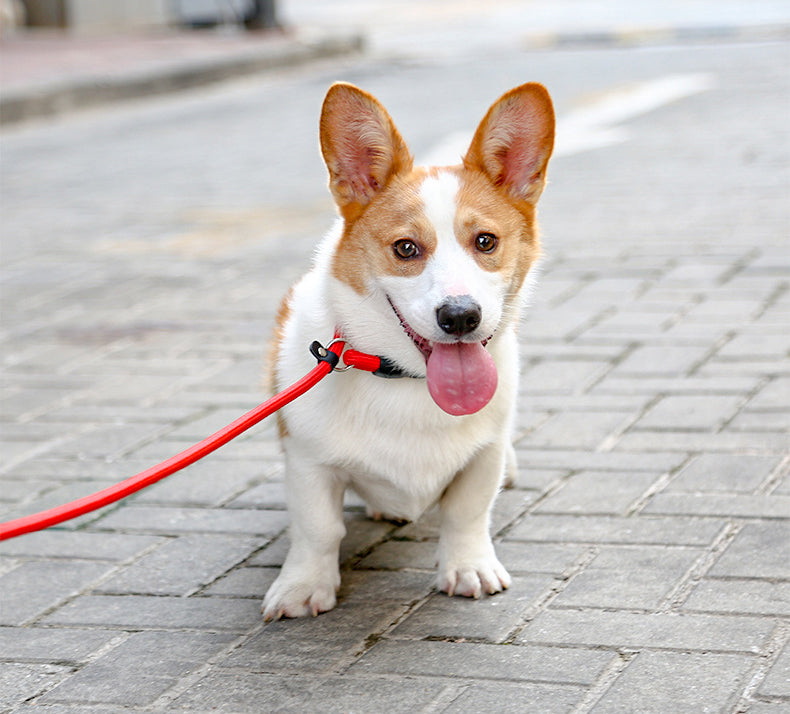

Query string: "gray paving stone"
[759, 643, 790, 698]
[354, 639, 615, 685]
[0, 561, 115, 626]
[667, 453, 781, 493]
[520, 393, 650, 414]
[0, 531, 162, 560]
[643, 492, 790, 520]
[717, 332, 790, 359]
[96, 533, 265, 595]
[337, 512, 400, 563]
[41, 594, 261, 632]
[441, 680, 585, 714]
[357, 539, 438, 570]
[521, 359, 611, 394]
[506, 514, 726, 546]
[507, 467, 568, 491]
[169, 671, 318, 713]
[614, 430, 790, 453]
[590, 651, 754, 713]
[612, 344, 711, 376]
[698, 358, 790, 378]
[512, 449, 686, 473]
[337, 569, 433, 606]
[201, 565, 279, 597]
[525, 411, 634, 450]
[0, 627, 122, 664]
[534, 471, 660, 515]
[91, 504, 289, 536]
[0, 662, 72, 710]
[591, 374, 761, 396]
[553, 545, 703, 610]
[0, 480, 124, 524]
[391, 574, 556, 642]
[247, 532, 289, 566]
[0, 477, 55, 505]
[728, 410, 790, 432]
[743, 701, 790, 713]
[684, 578, 790, 616]
[38, 631, 235, 707]
[708, 523, 790, 579]
[46, 422, 174, 461]
[225, 478, 287, 508]
[634, 394, 745, 431]
[133, 458, 271, 506]
[518, 609, 774, 653]
[747, 377, 790, 410]
[224, 600, 406, 673]
[305, 676, 458, 714]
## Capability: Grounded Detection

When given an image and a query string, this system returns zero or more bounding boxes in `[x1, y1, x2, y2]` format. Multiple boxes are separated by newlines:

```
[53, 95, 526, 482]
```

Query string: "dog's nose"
[436, 295, 482, 336]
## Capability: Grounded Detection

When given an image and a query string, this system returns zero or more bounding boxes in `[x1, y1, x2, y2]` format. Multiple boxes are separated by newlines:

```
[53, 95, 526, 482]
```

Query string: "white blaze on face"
[414, 171, 504, 342]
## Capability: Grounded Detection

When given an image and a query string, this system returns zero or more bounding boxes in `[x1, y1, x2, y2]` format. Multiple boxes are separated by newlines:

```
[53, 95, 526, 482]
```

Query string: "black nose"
[436, 295, 482, 336]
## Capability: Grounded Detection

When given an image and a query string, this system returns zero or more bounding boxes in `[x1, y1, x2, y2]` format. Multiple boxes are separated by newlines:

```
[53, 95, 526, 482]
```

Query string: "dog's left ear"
[465, 83, 555, 204]
[320, 82, 413, 219]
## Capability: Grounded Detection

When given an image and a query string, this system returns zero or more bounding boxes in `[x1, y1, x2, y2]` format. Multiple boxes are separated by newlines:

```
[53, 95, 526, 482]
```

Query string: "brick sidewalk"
[1, 37, 789, 714]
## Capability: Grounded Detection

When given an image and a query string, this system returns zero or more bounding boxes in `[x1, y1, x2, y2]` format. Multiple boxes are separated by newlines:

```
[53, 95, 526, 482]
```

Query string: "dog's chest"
[321, 375, 498, 518]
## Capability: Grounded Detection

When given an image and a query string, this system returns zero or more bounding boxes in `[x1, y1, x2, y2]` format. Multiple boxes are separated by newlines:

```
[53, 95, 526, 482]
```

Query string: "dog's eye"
[393, 239, 420, 260]
[475, 233, 498, 253]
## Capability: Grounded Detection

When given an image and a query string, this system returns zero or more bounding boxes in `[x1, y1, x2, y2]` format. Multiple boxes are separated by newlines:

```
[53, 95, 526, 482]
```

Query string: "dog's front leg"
[262, 449, 346, 621]
[437, 438, 511, 598]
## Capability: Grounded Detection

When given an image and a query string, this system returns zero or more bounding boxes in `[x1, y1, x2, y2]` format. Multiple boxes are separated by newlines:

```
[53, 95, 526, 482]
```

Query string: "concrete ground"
[1, 2, 789, 712]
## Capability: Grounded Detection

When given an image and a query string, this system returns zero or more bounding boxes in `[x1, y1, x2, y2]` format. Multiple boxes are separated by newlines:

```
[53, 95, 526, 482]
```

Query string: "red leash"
[0, 338, 356, 541]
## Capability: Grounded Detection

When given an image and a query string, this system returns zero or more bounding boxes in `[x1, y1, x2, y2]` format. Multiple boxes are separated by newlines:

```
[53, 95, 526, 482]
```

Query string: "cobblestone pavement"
[1, 27, 789, 714]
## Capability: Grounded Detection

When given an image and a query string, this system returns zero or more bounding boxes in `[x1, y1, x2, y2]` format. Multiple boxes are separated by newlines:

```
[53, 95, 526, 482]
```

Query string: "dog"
[263, 81, 555, 621]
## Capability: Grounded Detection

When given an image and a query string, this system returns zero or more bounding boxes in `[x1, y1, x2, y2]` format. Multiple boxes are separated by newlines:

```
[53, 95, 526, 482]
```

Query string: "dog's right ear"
[320, 83, 413, 220]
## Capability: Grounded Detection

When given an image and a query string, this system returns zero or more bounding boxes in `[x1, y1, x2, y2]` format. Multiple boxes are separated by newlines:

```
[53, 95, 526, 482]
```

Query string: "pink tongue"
[426, 342, 498, 416]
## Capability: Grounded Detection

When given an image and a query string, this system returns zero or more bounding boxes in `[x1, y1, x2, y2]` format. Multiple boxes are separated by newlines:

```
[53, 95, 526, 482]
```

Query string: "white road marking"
[418, 73, 716, 165]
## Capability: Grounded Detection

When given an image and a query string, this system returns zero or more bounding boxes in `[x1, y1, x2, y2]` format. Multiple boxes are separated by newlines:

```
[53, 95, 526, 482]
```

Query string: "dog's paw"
[262, 570, 340, 622]
[437, 555, 511, 599]
[365, 505, 410, 525]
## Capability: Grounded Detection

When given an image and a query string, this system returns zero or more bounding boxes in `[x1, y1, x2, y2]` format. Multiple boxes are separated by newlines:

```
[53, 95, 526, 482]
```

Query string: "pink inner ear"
[498, 134, 542, 189]
[340, 145, 381, 199]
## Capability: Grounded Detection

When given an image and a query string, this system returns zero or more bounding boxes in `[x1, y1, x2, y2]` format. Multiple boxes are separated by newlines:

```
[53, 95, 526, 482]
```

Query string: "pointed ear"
[319, 82, 413, 216]
[464, 83, 555, 204]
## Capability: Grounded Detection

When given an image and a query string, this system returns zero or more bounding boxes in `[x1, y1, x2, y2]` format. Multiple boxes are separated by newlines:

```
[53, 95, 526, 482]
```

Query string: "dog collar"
[309, 333, 423, 380]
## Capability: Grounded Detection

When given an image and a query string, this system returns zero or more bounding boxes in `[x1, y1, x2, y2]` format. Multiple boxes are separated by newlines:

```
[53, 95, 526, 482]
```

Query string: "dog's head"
[320, 82, 554, 414]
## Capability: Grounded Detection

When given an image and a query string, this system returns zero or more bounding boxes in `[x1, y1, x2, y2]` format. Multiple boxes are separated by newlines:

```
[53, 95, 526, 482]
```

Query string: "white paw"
[365, 505, 410, 525]
[262, 569, 340, 622]
[437, 553, 511, 599]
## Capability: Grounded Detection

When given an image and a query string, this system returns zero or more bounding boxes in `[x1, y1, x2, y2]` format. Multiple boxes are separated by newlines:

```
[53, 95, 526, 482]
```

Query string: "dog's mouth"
[387, 297, 498, 416]
[388, 298, 434, 360]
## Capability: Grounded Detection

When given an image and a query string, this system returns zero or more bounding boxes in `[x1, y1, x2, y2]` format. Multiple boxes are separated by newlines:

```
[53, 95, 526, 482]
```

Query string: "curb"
[0, 32, 364, 126]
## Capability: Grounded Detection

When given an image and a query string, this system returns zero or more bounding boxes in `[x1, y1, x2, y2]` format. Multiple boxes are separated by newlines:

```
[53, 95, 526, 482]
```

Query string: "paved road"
[1, 23, 789, 714]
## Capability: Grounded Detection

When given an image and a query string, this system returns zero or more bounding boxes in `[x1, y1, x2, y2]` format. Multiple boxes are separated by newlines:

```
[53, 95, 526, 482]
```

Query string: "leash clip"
[309, 339, 351, 372]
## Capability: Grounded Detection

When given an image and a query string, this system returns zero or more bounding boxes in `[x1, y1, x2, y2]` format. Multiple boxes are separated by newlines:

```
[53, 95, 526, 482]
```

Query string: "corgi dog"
[263, 82, 555, 621]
